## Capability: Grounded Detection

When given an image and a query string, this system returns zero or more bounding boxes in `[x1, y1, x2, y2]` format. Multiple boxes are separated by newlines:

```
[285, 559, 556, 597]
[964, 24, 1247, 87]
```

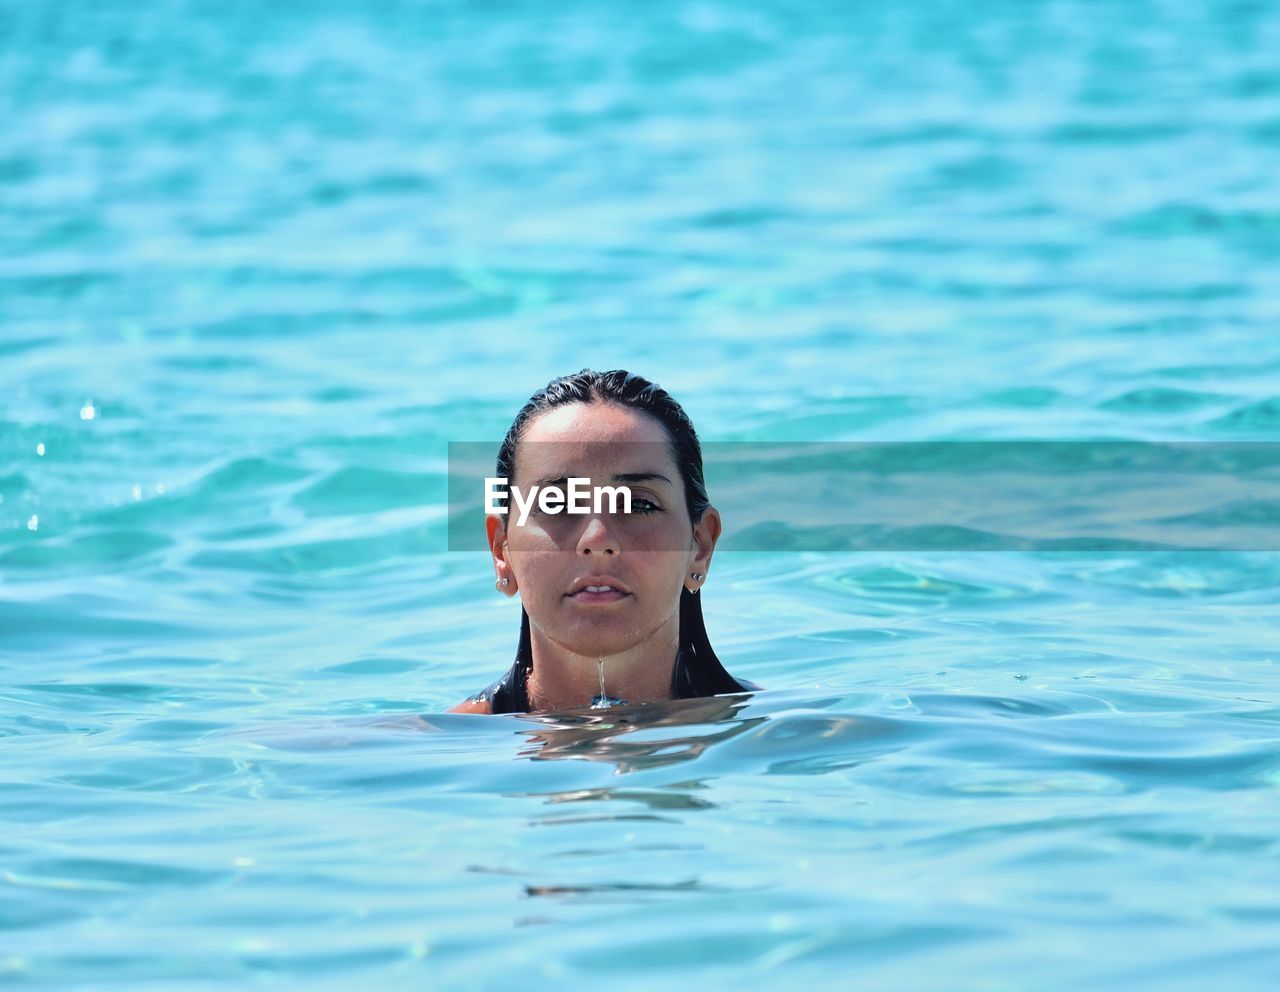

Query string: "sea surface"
[3, 0, 1280, 988]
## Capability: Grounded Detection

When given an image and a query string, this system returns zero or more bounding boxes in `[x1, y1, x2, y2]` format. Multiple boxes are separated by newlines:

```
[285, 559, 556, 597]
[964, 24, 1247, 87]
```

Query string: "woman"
[449, 369, 760, 715]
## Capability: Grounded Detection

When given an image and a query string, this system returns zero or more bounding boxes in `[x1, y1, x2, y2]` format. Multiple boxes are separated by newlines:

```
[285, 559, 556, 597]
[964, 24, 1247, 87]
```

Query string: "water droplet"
[590, 658, 627, 709]
[131, 484, 142, 501]
[36, 443, 45, 456]
[79, 401, 96, 421]
[26, 515, 38, 531]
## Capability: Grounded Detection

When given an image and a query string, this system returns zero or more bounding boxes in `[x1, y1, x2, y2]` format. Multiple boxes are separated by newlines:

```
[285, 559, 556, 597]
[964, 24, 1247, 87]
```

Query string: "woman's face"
[490, 401, 718, 660]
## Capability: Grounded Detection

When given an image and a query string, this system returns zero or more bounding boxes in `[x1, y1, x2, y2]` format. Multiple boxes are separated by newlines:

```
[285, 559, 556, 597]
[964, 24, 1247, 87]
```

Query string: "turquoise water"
[4, 0, 1280, 987]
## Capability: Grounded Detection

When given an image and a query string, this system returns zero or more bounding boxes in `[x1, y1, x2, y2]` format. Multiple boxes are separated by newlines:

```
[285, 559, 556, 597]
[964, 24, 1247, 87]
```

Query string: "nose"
[575, 513, 620, 558]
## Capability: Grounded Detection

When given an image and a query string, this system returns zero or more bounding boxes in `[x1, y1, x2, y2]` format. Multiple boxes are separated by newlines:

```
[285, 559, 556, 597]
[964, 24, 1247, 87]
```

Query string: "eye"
[631, 496, 661, 514]
[531, 487, 567, 516]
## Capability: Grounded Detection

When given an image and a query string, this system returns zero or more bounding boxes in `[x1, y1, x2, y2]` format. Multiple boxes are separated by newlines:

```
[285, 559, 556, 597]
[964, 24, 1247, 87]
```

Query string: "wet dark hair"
[486, 368, 749, 709]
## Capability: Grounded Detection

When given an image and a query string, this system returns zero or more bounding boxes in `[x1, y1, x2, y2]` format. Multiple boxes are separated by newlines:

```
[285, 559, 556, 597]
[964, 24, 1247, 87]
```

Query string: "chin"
[557, 622, 642, 660]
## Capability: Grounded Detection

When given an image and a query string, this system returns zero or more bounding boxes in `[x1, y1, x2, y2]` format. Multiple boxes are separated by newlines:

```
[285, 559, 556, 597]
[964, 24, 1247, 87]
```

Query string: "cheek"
[632, 551, 693, 593]
[509, 523, 575, 563]
[510, 549, 565, 604]
[605, 520, 691, 558]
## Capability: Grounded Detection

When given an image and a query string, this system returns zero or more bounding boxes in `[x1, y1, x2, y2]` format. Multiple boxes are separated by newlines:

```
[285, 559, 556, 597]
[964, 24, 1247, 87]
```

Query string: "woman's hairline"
[504, 397, 707, 529]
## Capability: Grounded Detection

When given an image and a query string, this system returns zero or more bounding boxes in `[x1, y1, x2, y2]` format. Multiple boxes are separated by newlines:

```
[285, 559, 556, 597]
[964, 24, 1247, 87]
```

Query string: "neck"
[525, 618, 681, 712]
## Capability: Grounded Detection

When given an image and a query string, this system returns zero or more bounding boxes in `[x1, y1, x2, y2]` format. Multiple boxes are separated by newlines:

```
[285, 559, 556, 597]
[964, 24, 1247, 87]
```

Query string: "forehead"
[514, 402, 677, 480]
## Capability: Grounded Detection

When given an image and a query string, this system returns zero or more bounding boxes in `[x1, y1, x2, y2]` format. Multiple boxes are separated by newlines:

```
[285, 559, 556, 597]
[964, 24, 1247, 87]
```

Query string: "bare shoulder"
[447, 697, 493, 714]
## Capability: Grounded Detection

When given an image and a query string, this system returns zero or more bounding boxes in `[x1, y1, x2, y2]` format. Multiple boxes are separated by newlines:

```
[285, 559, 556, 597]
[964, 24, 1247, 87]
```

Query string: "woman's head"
[494, 369, 711, 527]
[487, 369, 742, 700]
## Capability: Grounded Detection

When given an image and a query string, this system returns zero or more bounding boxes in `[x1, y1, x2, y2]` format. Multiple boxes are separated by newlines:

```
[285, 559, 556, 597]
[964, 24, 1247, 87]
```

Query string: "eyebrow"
[528, 472, 673, 489]
[612, 472, 673, 487]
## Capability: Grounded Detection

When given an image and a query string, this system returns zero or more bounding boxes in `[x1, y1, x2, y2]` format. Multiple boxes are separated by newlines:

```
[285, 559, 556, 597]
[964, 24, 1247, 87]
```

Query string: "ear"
[486, 514, 517, 596]
[685, 506, 722, 593]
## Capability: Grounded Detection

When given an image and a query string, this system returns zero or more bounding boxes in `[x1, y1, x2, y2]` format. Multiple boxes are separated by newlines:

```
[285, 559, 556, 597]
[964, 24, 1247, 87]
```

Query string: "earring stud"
[496, 577, 510, 589]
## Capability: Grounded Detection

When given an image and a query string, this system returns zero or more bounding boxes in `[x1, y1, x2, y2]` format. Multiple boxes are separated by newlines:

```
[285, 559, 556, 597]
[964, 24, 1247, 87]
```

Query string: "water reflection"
[523, 877, 703, 899]
[512, 691, 768, 775]
[457, 694, 773, 907]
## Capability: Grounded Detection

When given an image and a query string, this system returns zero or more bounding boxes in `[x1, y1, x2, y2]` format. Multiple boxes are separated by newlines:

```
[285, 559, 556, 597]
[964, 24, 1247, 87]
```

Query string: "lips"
[566, 575, 632, 602]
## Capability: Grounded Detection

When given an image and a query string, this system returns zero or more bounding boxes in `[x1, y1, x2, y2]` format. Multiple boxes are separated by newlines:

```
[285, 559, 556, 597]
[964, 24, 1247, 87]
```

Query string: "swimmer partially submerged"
[449, 369, 760, 716]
